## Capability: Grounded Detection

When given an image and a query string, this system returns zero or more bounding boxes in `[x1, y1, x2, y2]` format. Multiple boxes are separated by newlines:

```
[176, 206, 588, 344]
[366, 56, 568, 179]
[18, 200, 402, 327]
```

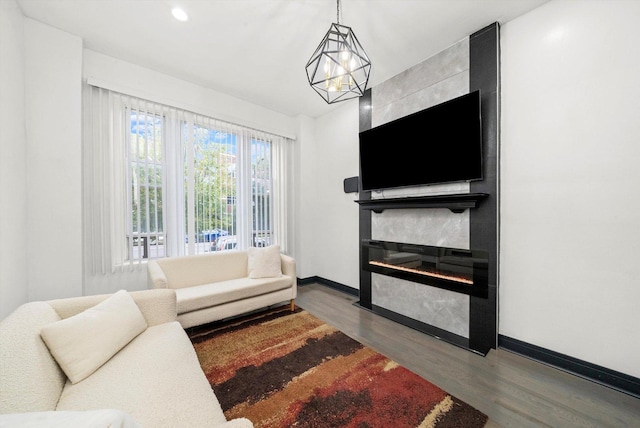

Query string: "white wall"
[24, 19, 84, 302]
[501, 0, 640, 377]
[83, 50, 296, 140]
[293, 115, 318, 279]
[310, 101, 360, 289]
[0, 0, 28, 319]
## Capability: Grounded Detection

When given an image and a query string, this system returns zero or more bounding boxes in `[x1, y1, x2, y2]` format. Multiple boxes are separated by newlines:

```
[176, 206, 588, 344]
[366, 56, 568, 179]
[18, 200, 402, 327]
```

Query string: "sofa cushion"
[40, 290, 147, 384]
[0, 302, 66, 414]
[56, 322, 229, 428]
[154, 251, 250, 289]
[175, 276, 293, 314]
[47, 289, 177, 328]
[248, 245, 282, 279]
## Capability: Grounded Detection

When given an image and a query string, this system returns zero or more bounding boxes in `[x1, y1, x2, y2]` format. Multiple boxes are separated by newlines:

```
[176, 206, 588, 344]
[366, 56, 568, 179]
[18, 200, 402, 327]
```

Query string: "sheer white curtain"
[83, 85, 139, 294]
[235, 127, 254, 250]
[271, 136, 295, 255]
[159, 105, 185, 258]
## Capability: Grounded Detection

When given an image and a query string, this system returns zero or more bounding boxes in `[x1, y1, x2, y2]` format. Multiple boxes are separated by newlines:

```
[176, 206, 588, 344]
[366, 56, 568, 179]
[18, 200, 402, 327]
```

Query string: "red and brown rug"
[188, 306, 489, 428]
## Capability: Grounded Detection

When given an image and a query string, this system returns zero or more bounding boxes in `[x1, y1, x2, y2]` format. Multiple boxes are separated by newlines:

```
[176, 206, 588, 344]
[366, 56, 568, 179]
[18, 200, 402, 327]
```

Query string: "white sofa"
[147, 248, 297, 329]
[0, 289, 253, 428]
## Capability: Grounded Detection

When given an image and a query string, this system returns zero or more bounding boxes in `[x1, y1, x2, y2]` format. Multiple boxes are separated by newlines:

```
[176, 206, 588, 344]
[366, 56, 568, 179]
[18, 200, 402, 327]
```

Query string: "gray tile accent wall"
[373, 71, 469, 127]
[372, 274, 470, 337]
[368, 38, 471, 338]
[372, 38, 470, 120]
[371, 208, 469, 249]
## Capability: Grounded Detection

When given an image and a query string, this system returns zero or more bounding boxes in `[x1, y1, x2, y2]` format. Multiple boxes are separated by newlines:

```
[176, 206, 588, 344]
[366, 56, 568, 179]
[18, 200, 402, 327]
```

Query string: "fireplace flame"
[369, 261, 473, 285]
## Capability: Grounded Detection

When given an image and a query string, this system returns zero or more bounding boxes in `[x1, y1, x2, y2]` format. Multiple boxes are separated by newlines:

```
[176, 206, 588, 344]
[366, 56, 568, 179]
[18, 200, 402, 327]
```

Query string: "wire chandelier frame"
[305, 0, 371, 104]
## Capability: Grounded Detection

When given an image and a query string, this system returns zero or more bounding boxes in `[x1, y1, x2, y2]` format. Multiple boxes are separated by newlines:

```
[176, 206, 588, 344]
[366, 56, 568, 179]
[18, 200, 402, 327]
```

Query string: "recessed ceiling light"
[171, 7, 188, 22]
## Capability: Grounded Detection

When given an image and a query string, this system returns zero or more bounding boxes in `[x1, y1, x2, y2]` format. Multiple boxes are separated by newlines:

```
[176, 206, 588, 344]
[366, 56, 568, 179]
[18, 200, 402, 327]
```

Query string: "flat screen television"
[359, 90, 482, 192]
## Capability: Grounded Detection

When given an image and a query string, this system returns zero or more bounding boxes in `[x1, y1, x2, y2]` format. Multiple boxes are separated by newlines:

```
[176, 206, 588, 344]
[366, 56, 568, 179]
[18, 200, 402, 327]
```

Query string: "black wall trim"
[297, 276, 317, 286]
[358, 89, 373, 309]
[499, 335, 640, 398]
[298, 276, 359, 297]
[468, 22, 500, 355]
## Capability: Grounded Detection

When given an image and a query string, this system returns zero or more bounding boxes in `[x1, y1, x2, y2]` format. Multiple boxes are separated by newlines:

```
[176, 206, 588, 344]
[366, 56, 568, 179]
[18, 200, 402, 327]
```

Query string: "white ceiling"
[16, 0, 548, 118]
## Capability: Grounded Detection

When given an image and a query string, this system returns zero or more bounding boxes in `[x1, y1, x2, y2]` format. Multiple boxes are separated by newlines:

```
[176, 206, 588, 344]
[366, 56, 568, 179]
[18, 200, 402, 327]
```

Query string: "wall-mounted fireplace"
[362, 240, 488, 298]
[357, 23, 499, 356]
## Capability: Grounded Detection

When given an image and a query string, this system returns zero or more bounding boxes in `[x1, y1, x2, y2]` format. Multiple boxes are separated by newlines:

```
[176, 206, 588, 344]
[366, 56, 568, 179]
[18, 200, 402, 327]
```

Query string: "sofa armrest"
[280, 254, 297, 286]
[47, 289, 177, 327]
[147, 260, 169, 289]
[129, 289, 177, 326]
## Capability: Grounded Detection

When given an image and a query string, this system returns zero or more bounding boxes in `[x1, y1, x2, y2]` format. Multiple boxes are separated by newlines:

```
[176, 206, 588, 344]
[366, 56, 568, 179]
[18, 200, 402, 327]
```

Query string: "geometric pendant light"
[305, 0, 371, 104]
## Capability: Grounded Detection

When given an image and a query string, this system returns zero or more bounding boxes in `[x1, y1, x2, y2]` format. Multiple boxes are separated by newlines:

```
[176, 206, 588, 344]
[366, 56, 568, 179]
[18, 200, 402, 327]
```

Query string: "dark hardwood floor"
[296, 283, 640, 428]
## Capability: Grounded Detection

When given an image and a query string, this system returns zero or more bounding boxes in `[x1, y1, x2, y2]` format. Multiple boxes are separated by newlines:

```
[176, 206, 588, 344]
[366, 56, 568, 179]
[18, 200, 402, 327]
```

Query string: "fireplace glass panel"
[362, 240, 489, 297]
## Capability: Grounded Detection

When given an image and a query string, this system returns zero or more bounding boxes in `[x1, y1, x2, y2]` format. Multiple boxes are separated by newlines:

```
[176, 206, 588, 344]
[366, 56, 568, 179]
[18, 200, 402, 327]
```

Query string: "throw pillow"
[40, 290, 147, 384]
[248, 244, 282, 279]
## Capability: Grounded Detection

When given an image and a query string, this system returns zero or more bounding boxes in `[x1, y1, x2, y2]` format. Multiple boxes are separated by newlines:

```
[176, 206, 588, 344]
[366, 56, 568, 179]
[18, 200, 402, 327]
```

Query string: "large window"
[83, 85, 292, 278]
[125, 110, 275, 261]
[185, 121, 275, 255]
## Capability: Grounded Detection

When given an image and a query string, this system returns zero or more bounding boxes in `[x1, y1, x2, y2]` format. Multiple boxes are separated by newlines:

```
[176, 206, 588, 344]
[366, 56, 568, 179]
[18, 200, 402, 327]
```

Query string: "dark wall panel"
[469, 22, 499, 354]
[358, 89, 373, 308]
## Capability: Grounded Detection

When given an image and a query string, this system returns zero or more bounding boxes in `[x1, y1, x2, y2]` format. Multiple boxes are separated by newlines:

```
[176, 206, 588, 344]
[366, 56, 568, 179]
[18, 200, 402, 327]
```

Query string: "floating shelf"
[355, 192, 489, 213]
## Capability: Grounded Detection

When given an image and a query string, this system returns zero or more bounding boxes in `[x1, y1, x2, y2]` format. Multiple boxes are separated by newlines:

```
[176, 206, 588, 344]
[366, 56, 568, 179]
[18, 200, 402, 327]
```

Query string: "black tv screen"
[359, 90, 482, 191]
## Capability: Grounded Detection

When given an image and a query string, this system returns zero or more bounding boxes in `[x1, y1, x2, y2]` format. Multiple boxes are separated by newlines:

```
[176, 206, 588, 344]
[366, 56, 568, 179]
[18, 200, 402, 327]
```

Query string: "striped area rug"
[188, 306, 489, 428]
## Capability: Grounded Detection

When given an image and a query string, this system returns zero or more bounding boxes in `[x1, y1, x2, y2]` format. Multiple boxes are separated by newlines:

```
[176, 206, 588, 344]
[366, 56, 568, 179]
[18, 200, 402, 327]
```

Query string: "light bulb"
[171, 7, 188, 22]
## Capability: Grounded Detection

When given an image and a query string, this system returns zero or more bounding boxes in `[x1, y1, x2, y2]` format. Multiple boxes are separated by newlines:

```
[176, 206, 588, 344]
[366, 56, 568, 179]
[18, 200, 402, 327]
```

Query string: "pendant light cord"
[337, 0, 341, 24]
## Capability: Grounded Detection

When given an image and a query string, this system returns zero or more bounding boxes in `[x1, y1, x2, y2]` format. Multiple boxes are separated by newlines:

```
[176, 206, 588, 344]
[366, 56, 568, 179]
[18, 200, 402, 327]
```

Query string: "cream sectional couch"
[147, 248, 297, 329]
[0, 289, 253, 428]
